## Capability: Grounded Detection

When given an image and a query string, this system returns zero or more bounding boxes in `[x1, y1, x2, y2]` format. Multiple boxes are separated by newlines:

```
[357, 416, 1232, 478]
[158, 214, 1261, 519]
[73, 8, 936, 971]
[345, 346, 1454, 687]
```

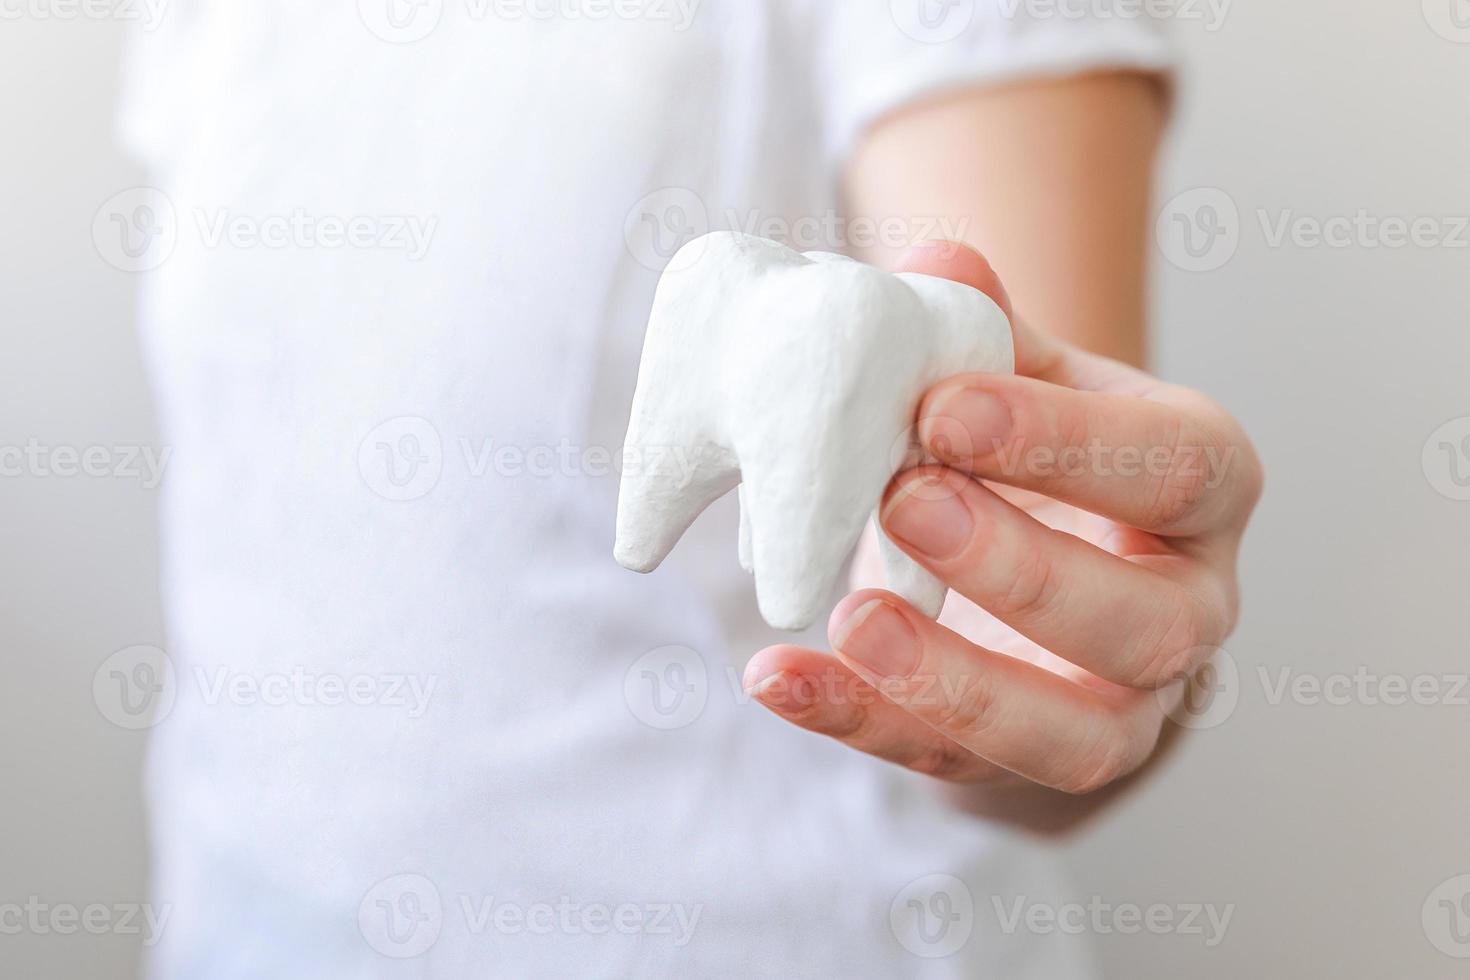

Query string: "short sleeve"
[115, 3, 269, 174]
[806, 0, 1179, 166]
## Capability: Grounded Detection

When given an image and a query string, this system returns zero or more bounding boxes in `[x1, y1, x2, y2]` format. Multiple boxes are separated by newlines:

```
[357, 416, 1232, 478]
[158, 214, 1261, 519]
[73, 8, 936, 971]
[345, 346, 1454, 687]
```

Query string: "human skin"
[741, 73, 1264, 833]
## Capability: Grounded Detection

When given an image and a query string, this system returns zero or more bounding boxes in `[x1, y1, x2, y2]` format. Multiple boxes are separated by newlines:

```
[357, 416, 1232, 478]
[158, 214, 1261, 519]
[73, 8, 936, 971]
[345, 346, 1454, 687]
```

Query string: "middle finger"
[880, 467, 1229, 689]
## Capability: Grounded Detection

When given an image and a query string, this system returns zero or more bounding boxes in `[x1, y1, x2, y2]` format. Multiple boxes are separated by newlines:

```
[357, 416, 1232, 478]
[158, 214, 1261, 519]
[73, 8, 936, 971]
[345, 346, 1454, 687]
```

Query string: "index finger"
[919, 374, 1262, 538]
[895, 241, 1263, 537]
[893, 241, 1150, 391]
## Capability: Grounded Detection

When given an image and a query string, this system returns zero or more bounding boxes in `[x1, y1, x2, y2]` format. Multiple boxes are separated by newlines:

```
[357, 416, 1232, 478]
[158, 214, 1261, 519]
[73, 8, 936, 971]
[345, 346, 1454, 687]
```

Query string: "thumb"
[892, 240, 1128, 391]
[892, 240, 1014, 323]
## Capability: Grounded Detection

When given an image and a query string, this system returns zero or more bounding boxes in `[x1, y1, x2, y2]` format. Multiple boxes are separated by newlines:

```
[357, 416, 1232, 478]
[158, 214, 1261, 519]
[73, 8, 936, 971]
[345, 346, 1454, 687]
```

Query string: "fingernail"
[881, 481, 973, 560]
[925, 386, 1011, 462]
[831, 599, 919, 680]
[743, 669, 787, 698]
[746, 670, 800, 713]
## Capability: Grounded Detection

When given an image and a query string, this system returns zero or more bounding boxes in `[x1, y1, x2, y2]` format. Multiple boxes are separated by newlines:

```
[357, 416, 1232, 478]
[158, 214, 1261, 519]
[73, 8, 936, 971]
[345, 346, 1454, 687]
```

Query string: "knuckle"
[1127, 593, 1214, 690]
[992, 542, 1060, 624]
[1145, 469, 1210, 532]
[935, 666, 1005, 744]
[816, 698, 878, 743]
[907, 738, 977, 782]
[1057, 723, 1135, 796]
[769, 689, 827, 728]
[770, 677, 870, 739]
[1055, 395, 1097, 453]
[1042, 400, 1097, 487]
[1141, 416, 1215, 531]
[1156, 391, 1266, 531]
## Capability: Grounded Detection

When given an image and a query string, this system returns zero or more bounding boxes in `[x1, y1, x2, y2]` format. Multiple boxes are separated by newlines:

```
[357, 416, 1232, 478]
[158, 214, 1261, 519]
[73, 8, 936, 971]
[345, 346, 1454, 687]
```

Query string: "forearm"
[844, 71, 1167, 368]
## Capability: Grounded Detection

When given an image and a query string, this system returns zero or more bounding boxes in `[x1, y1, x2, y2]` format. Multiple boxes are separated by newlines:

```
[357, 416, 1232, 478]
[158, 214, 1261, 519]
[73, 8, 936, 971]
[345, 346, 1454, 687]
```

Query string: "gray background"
[3, 3, 1468, 977]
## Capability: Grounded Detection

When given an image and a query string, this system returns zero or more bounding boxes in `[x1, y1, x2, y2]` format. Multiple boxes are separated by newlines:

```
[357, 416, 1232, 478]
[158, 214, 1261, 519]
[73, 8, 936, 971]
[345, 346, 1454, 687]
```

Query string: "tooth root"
[741, 462, 878, 631]
[737, 485, 754, 574]
[876, 515, 949, 618]
[614, 440, 739, 573]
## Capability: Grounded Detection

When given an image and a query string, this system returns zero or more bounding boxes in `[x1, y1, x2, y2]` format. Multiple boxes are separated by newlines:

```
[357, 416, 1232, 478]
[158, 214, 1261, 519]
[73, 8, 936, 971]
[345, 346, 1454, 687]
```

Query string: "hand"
[742, 242, 1263, 801]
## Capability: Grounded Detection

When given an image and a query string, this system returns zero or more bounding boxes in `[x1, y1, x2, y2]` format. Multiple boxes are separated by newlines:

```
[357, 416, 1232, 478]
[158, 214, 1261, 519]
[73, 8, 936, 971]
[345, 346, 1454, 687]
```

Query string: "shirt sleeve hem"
[827, 36, 1178, 172]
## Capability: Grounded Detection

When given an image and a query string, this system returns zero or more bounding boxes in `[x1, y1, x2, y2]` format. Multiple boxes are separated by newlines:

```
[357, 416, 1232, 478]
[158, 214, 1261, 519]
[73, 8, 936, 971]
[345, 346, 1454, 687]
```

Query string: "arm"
[845, 71, 1164, 367]
[742, 73, 1261, 835]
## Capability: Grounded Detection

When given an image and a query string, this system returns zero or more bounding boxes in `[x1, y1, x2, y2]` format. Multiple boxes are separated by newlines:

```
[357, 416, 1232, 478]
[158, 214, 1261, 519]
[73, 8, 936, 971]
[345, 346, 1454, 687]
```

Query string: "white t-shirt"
[118, 3, 1173, 976]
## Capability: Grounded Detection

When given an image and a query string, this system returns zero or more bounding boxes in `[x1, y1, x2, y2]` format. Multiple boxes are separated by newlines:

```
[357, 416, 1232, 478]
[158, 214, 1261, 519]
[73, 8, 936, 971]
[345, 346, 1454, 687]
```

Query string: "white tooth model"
[614, 232, 1014, 631]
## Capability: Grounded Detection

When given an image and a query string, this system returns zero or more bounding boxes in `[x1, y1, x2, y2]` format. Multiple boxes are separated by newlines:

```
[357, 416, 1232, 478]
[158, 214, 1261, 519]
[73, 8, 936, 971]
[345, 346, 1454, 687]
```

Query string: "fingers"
[823, 590, 1160, 795]
[880, 468, 1230, 688]
[893, 241, 1150, 391]
[742, 645, 1010, 783]
[917, 372, 1263, 538]
[893, 241, 1014, 323]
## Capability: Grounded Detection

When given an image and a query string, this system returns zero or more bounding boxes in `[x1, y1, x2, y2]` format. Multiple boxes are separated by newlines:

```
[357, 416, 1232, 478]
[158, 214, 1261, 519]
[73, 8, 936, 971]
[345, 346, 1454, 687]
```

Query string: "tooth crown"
[615, 232, 1014, 631]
